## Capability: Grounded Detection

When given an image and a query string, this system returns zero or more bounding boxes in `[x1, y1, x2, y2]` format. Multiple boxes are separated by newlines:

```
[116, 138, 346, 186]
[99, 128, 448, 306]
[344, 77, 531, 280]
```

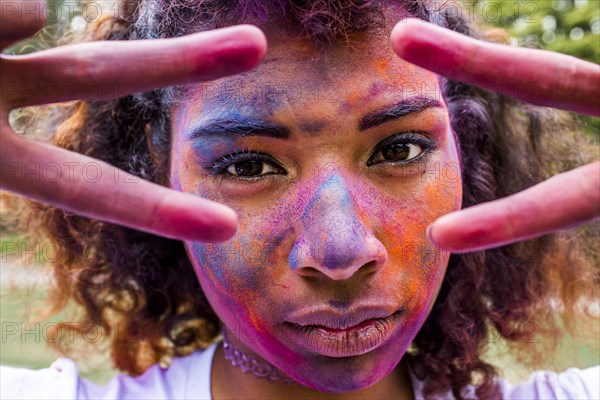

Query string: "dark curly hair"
[13, 0, 599, 399]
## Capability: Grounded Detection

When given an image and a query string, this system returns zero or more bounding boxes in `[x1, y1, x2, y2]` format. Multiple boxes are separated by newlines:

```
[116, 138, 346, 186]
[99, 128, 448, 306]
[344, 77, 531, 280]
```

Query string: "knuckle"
[63, 54, 99, 85]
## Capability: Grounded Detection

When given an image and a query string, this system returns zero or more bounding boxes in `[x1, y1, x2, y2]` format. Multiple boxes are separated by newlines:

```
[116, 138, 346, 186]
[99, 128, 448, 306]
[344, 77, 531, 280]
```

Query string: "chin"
[281, 341, 404, 393]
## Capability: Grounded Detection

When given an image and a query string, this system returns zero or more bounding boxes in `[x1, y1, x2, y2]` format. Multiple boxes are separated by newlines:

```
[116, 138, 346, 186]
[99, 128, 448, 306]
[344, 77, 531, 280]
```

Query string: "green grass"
[0, 234, 26, 254]
[482, 323, 599, 383]
[0, 285, 118, 384]
[0, 234, 53, 264]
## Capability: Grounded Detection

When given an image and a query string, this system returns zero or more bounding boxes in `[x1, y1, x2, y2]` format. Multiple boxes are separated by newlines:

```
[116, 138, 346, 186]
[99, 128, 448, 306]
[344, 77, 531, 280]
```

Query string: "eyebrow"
[186, 96, 442, 140]
[186, 118, 291, 140]
[358, 96, 443, 131]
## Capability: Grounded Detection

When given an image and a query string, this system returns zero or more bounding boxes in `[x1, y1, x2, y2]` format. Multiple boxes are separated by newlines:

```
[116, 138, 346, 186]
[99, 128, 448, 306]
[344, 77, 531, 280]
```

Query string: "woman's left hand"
[390, 18, 600, 253]
[1, 1, 267, 243]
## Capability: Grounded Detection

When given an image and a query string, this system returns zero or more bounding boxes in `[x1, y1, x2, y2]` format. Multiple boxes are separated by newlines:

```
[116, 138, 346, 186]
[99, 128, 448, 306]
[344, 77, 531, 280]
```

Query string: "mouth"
[283, 307, 404, 358]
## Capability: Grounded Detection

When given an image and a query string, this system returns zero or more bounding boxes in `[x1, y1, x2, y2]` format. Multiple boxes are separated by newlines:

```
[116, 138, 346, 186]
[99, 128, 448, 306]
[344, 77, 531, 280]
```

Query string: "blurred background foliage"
[474, 0, 599, 63]
[472, 0, 600, 133]
[4, 0, 89, 54]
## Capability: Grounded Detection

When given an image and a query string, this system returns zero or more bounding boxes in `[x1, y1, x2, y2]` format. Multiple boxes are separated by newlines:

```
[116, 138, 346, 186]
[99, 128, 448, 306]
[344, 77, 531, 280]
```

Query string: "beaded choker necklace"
[221, 327, 295, 385]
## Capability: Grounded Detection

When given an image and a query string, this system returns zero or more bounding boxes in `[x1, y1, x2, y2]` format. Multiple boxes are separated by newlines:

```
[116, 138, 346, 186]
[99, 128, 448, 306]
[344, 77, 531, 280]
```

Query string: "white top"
[2, 342, 599, 399]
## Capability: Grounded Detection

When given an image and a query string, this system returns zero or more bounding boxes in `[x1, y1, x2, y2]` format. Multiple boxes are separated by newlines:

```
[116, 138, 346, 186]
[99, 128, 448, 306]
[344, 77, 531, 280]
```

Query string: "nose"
[289, 175, 387, 281]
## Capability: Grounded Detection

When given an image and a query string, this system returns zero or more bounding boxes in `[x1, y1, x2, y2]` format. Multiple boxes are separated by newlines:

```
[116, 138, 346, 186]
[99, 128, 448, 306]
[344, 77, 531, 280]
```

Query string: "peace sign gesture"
[392, 18, 600, 253]
[1, 0, 266, 242]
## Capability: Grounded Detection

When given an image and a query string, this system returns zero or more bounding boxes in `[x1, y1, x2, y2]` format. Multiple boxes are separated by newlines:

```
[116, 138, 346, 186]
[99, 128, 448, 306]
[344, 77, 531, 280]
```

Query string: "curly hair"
[13, 0, 599, 399]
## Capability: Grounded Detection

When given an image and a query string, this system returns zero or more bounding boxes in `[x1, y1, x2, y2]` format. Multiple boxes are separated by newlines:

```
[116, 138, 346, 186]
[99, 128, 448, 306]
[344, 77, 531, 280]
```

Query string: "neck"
[211, 327, 415, 400]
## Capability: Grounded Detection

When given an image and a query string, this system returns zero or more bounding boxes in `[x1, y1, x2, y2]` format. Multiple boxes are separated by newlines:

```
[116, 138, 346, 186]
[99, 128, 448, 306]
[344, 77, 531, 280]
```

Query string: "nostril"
[294, 266, 322, 278]
[362, 260, 380, 276]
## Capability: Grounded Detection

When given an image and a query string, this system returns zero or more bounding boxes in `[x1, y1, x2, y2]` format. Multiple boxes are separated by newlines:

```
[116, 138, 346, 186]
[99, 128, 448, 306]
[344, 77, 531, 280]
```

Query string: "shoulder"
[409, 365, 600, 400]
[502, 366, 600, 400]
[1, 342, 219, 400]
[1, 358, 79, 400]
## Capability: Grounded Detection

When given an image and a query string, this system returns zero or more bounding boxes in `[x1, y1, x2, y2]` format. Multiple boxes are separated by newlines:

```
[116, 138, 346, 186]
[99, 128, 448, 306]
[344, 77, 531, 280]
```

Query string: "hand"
[0, 0, 267, 242]
[391, 18, 600, 253]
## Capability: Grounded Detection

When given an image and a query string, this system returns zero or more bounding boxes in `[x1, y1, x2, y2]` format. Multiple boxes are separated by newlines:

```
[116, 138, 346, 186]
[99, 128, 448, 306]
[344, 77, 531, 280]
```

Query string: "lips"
[284, 306, 404, 357]
[285, 305, 402, 330]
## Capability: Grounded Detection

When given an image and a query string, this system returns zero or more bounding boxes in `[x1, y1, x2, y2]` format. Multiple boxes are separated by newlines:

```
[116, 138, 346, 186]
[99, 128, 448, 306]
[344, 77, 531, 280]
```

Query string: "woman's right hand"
[0, 0, 266, 242]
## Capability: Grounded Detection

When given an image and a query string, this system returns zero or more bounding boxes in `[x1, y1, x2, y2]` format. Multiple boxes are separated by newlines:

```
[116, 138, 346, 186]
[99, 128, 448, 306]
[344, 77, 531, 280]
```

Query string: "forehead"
[175, 30, 443, 127]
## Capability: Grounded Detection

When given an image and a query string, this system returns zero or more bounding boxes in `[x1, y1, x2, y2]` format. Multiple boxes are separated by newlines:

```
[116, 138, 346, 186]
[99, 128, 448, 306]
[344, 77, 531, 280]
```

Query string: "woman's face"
[170, 28, 462, 392]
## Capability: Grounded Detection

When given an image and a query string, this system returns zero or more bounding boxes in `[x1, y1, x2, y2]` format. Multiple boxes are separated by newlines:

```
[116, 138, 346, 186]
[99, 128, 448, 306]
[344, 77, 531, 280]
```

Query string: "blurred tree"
[474, 0, 599, 63]
[471, 0, 600, 133]
[4, 0, 92, 55]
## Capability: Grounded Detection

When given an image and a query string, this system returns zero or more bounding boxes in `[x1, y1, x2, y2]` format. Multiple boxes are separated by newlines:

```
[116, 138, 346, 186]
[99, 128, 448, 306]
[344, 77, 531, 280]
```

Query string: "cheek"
[373, 171, 462, 320]
[186, 239, 265, 342]
[185, 215, 287, 334]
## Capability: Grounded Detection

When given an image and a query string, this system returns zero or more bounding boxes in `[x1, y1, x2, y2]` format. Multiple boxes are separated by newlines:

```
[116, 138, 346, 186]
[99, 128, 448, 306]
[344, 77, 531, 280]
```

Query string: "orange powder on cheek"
[377, 178, 460, 309]
[424, 177, 462, 216]
[376, 212, 428, 308]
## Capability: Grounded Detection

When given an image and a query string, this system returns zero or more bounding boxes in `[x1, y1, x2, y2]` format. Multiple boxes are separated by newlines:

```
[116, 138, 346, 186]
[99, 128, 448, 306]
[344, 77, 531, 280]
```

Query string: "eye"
[207, 150, 286, 180]
[372, 142, 423, 162]
[226, 159, 280, 177]
[367, 133, 436, 166]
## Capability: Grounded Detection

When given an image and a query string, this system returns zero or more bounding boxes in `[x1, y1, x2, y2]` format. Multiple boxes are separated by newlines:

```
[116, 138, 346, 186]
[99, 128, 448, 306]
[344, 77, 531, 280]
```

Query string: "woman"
[1, 0, 599, 399]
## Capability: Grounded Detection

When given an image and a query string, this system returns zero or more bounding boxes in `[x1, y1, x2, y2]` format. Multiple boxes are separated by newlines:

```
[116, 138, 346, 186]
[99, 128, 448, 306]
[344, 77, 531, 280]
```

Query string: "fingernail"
[215, 43, 264, 72]
[426, 224, 437, 245]
[192, 28, 267, 80]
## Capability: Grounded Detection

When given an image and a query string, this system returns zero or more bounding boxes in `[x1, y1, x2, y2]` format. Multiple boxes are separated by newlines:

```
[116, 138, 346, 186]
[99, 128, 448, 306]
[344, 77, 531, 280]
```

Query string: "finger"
[0, 132, 238, 242]
[0, 0, 46, 50]
[427, 161, 600, 253]
[391, 19, 600, 116]
[1, 25, 267, 107]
